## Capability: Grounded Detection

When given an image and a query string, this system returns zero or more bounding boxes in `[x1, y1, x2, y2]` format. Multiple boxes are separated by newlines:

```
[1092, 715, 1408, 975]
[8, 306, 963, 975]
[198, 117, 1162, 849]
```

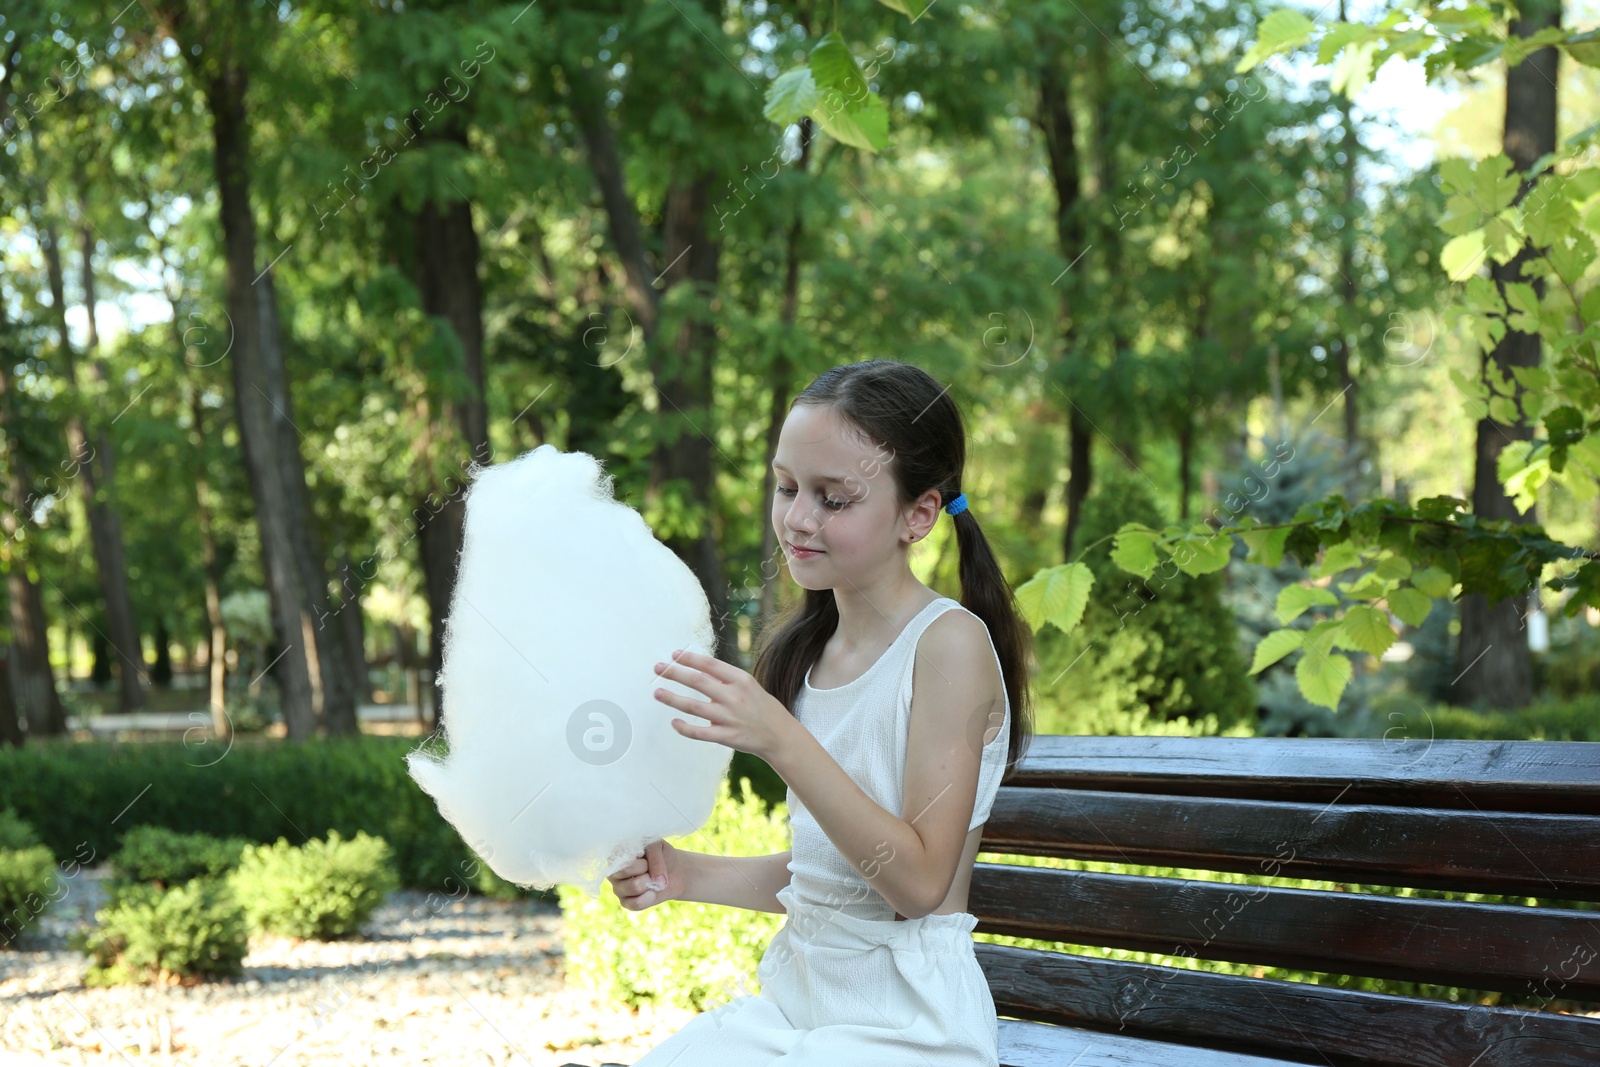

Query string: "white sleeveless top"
[783, 596, 1011, 921]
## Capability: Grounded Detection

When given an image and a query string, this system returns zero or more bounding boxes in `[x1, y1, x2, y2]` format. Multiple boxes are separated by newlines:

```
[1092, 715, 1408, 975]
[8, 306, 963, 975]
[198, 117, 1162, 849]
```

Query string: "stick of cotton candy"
[405, 444, 730, 898]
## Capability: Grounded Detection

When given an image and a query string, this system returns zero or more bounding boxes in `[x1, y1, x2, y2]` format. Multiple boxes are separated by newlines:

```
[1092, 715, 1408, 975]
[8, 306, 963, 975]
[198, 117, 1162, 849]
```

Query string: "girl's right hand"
[608, 838, 685, 911]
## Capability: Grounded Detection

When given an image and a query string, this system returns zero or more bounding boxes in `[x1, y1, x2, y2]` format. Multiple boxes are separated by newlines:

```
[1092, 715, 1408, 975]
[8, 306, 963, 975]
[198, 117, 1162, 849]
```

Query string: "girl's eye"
[775, 486, 850, 511]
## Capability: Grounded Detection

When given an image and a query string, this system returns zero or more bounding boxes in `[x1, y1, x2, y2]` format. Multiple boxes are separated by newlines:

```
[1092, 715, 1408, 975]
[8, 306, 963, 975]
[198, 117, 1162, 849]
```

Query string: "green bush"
[1040, 465, 1256, 735]
[0, 737, 777, 902]
[229, 830, 399, 940]
[76, 879, 248, 985]
[0, 807, 43, 852]
[1347, 693, 1600, 742]
[111, 826, 251, 888]
[559, 776, 790, 1012]
[0, 736, 510, 895]
[0, 845, 58, 949]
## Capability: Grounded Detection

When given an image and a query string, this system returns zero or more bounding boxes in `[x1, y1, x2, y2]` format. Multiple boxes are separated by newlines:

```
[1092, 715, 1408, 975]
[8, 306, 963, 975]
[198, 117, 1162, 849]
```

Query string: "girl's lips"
[788, 542, 824, 556]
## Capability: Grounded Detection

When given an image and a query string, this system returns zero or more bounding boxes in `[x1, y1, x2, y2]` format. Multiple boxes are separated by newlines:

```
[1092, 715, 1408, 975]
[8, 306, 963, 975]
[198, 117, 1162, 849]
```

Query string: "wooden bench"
[971, 735, 1600, 1066]
[567, 734, 1600, 1066]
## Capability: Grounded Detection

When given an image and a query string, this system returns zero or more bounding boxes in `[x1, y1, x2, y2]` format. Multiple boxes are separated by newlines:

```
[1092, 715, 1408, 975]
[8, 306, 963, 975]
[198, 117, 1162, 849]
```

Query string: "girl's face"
[771, 404, 932, 588]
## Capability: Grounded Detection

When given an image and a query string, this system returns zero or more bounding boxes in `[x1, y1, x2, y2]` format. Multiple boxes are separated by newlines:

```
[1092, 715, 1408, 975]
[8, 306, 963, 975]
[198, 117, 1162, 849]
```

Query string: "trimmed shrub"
[77, 879, 248, 986]
[111, 826, 251, 888]
[0, 808, 53, 949]
[0, 737, 496, 895]
[0, 845, 57, 949]
[1347, 693, 1600, 742]
[0, 738, 776, 901]
[559, 776, 790, 1012]
[229, 830, 399, 940]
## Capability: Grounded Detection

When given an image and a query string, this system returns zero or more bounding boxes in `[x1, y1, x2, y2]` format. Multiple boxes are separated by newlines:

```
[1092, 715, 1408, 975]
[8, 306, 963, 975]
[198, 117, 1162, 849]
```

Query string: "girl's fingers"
[669, 649, 736, 685]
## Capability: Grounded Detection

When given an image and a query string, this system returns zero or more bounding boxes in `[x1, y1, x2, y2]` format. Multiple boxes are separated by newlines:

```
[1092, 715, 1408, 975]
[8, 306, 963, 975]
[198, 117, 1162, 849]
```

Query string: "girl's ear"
[902, 489, 943, 543]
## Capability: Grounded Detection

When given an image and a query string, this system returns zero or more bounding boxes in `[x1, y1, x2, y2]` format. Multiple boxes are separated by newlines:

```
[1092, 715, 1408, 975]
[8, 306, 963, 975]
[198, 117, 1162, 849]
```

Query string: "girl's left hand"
[652, 649, 792, 761]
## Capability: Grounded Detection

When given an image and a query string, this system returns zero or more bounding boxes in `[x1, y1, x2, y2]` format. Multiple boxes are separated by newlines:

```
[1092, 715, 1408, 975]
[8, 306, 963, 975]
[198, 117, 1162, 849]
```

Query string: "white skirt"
[633, 883, 1000, 1066]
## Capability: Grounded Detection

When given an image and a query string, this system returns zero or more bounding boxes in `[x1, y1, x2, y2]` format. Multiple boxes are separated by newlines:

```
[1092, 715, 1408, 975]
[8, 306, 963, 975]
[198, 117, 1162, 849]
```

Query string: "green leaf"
[1414, 496, 1468, 522]
[1240, 524, 1291, 568]
[1311, 539, 1362, 579]
[1329, 39, 1379, 96]
[1584, 285, 1600, 326]
[1437, 157, 1475, 196]
[1303, 618, 1345, 658]
[1448, 36, 1504, 71]
[1387, 587, 1433, 628]
[1374, 554, 1412, 581]
[1549, 560, 1600, 614]
[1411, 565, 1455, 598]
[1568, 28, 1600, 69]
[1482, 214, 1523, 265]
[1472, 154, 1522, 214]
[1547, 230, 1597, 287]
[1014, 562, 1096, 635]
[809, 32, 869, 102]
[875, 0, 931, 18]
[1441, 230, 1487, 280]
[1172, 528, 1233, 576]
[1249, 628, 1304, 675]
[1236, 9, 1316, 72]
[812, 91, 889, 153]
[1276, 583, 1339, 624]
[1295, 648, 1353, 711]
[763, 68, 823, 126]
[1110, 523, 1161, 579]
[1339, 571, 1391, 600]
[1341, 605, 1397, 657]
[1316, 21, 1372, 65]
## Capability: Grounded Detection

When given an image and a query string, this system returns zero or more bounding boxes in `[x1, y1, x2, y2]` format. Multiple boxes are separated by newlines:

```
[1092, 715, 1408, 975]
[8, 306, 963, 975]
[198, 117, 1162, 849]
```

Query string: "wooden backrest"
[970, 736, 1600, 1067]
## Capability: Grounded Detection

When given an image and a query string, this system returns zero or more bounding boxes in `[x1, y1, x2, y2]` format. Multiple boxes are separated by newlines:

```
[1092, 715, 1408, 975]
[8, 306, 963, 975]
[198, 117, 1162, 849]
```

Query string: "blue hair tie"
[944, 492, 968, 516]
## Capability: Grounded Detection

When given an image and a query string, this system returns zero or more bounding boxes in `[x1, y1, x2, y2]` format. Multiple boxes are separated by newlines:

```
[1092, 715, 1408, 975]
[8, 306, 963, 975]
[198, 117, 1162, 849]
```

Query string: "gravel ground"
[0, 867, 691, 1066]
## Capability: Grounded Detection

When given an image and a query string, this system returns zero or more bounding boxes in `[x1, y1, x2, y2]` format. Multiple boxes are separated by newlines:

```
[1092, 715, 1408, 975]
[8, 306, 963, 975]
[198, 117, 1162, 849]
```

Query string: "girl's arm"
[681, 849, 793, 914]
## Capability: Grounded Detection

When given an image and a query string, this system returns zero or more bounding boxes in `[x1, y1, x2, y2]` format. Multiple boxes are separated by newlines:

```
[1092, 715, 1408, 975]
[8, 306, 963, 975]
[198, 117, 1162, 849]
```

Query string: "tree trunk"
[1091, 47, 1135, 480]
[151, 617, 173, 686]
[1178, 419, 1194, 521]
[568, 59, 732, 660]
[654, 175, 733, 657]
[204, 61, 341, 740]
[1333, 0, 1361, 460]
[0, 650, 22, 747]
[1452, 0, 1560, 710]
[759, 117, 816, 635]
[402, 145, 490, 730]
[263, 259, 359, 737]
[410, 189, 490, 463]
[0, 311, 65, 739]
[568, 62, 660, 342]
[38, 217, 147, 713]
[90, 630, 112, 687]
[195, 394, 231, 743]
[1064, 411, 1092, 558]
[339, 553, 368, 707]
[1039, 55, 1092, 558]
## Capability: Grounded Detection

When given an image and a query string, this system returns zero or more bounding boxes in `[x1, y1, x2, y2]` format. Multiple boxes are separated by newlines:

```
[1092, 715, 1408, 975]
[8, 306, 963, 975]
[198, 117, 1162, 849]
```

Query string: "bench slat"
[977, 942, 1600, 1067]
[981, 788, 1600, 900]
[997, 1016, 1310, 1066]
[970, 862, 1600, 998]
[1010, 737, 1600, 813]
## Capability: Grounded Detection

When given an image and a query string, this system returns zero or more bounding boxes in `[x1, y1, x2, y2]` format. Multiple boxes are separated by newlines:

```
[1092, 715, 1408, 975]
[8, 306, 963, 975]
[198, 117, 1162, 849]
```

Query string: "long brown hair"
[751, 360, 1035, 777]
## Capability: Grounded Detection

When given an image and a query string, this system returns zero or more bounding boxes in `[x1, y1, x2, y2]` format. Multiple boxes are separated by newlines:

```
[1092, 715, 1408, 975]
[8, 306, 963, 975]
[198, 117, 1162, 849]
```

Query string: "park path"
[0, 867, 690, 1066]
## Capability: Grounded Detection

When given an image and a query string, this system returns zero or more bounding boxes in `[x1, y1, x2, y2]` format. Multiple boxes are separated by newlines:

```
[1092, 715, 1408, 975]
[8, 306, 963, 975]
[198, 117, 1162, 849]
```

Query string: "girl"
[611, 360, 1034, 1066]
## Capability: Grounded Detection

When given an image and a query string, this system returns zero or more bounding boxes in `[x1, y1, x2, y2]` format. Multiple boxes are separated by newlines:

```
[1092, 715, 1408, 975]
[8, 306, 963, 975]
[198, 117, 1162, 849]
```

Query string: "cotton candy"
[405, 444, 730, 897]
